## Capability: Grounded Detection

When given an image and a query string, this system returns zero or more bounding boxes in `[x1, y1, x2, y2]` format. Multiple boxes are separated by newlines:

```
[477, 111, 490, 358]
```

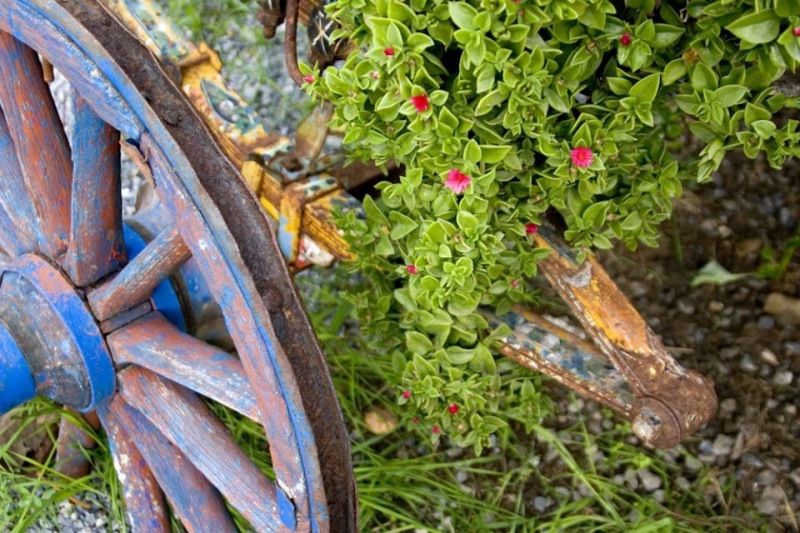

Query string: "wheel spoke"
[117, 366, 286, 531]
[0, 108, 39, 254]
[63, 91, 125, 286]
[55, 410, 100, 478]
[96, 405, 174, 533]
[108, 313, 259, 422]
[0, 30, 72, 257]
[87, 225, 191, 322]
[101, 400, 236, 533]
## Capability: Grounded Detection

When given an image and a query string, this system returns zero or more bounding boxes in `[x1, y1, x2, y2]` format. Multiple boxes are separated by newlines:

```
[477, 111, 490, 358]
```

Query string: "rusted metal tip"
[631, 397, 682, 448]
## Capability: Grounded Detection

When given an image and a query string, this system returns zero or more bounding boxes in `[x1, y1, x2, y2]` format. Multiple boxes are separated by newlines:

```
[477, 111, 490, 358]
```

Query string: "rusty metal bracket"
[523, 226, 718, 447]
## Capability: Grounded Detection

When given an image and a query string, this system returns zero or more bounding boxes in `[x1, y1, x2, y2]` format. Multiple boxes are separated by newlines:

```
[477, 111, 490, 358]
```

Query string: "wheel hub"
[0, 254, 115, 412]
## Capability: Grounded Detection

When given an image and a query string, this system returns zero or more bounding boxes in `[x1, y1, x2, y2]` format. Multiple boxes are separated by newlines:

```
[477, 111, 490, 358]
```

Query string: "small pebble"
[760, 348, 779, 366]
[740, 354, 757, 372]
[757, 485, 785, 516]
[757, 469, 779, 487]
[533, 496, 553, 513]
[708, 300, 725, 313]
[720, 398, 737, 413]
[757, 315, 776, 330]
[712, 434, 735, 457]
[638, 470, 662, 492]
[774, 371, 794, 386]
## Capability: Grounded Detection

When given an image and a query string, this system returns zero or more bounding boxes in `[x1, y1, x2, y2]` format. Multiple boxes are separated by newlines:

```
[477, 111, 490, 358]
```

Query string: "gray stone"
[720, 398, 737, 413]
[774, 371, 794, 386]
[712, 434, 735, 457]
[533, 496, 553, 513]
[756, 485, 785, 516]
[740, 354, 757, 372]
[638, 469, 663, 492]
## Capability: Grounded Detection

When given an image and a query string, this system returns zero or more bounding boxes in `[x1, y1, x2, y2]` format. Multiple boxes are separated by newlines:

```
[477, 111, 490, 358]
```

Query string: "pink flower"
[402, 390, 411, 399]
[448, 403, 459, 414]
[302, 75, 315, 84]
[570, 147, 594, 168]
[793, 27, 800, 37]
[510, 279, 519, 289]
[525, 223, 539, 235]
[432, 425, 441, 434]
[371, 71, 380, 79]
[410, 94, 430, 112]
[445, 169, 471, 194]
[406, 264, 418, 274]
[620, 33, 632, 46]
[384, 47, 395, 56]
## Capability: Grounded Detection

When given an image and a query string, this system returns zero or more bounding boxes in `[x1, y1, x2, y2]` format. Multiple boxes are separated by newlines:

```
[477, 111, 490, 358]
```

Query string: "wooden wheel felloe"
[0, 1, 356, 531]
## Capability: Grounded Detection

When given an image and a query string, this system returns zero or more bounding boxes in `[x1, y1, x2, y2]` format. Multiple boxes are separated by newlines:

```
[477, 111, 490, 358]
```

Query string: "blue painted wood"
[97, 405, 171, 532]
[117, 366, 283, 531]
[121, 225, 187, 332]
[0, 322, 35, 414]
[0, 2, 144, 140]
[100, 400, 234, 533]
[63, 91, 126, 287]
[0, 29, 72, 258]
[4, 254, 116, 412]
[0, 108, 40, 256]
[107, 313, 259, 421]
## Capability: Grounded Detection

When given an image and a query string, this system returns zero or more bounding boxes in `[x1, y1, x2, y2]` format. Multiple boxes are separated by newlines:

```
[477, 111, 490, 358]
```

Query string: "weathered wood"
[142, 135, 317, 528]
[102, 398, 236, 533]
[108, 313, 260, 422]
[0, 30, 72, 258]
[63, 91, 125, 286]
[117, 366, 282, 531]
[0, 108, 40, 255]
[56, 410, 100, 478]
[96, 405, 173, 533]
[0, 2, 144, 140]
[87, 225, 191, 322]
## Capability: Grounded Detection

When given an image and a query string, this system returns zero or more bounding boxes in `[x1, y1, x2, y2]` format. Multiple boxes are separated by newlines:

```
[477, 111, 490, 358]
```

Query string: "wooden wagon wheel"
[0, 1, 356, 531]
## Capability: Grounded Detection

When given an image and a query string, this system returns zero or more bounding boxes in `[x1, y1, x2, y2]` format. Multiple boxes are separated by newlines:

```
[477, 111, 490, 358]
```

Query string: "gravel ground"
[13, 4, 799, 532]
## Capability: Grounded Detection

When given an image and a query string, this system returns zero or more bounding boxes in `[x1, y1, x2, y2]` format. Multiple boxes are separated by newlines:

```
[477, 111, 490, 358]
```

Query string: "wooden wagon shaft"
[101, 1, 716, 446]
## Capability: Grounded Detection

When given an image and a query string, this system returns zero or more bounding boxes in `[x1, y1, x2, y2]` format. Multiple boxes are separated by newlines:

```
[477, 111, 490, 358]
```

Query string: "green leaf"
[464, 139, 482, 163]
[475, 90, 505, 116]
[648, 24, 685, 48]
[456, 210, 479, 232]
[480, 145, 511, 164]
[389, 211, 419, 239]
[406, 331, 434, 355]
[726, 9, 781, 44]
[662, 59, 687, 85]
[448, 2, 478, 30]
[776, 0, 800, 16]
[607, 77, 632, 95]
[630, 73, 660, 104]
[690, 261, 751, 286]
[714, 85, 748, 107]
[691, 63, 718, 91]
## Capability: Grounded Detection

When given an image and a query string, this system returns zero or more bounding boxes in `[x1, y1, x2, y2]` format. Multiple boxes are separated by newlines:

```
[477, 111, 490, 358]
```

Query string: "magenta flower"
[302, 75, 315, 84]
[402, 390, 411, 399]
[432, 425, 441, 434]
[445, 169, 471, 194]
[410, 94, 430, 112]
[794, 27, 800, 37]
[448, 403, 459, 414]
[406, 264, 418, 274]
[620, 33, 632, 46]
[384, 46, 395, 56]
[525, 222, 539, 235]
[510, 279, 519, 288]
[570, 147, 594, 168]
